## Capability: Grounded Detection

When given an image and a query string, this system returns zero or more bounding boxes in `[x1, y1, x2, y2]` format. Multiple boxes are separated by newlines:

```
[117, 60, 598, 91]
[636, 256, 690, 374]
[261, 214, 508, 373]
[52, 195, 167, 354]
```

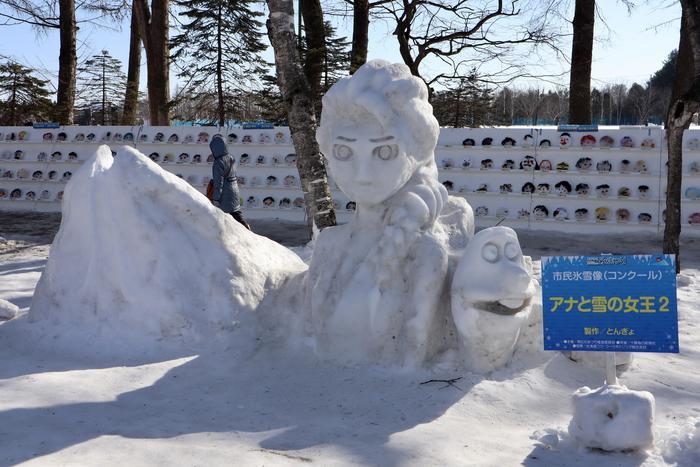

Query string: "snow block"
[568, 384, 655, 451]
[0, 298, 18, 320]
[29, 145, 306, 355]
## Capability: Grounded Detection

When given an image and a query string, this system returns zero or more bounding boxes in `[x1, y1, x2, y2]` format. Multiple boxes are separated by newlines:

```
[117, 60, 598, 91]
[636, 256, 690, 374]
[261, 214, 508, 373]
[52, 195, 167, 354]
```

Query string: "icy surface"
[569, 384, 655, 451]
[0, 298, 18, 320]
[29, 145, 306, 356]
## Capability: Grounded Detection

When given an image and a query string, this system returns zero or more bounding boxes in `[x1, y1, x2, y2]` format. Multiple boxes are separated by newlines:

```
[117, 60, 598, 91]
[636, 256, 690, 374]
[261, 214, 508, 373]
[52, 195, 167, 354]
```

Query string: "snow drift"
[29, 145, 306, 355]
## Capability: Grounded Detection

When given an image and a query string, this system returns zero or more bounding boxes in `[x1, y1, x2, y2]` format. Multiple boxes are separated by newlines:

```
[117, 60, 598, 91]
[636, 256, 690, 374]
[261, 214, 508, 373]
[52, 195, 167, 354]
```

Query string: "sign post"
[542, 254, 678, 383]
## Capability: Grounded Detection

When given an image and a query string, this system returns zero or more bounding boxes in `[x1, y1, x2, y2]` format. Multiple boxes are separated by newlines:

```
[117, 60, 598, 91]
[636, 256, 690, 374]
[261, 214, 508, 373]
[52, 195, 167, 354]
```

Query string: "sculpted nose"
[355, 158, 373, 184]
[503, 261, 533, 295]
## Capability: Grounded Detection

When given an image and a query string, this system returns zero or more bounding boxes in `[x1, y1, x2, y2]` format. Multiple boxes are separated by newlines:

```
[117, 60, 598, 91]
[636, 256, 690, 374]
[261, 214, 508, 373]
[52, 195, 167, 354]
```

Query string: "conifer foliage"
[76, 50, 127, 125]
[0, 61, 52, 125]
[171, 0, 267, 126]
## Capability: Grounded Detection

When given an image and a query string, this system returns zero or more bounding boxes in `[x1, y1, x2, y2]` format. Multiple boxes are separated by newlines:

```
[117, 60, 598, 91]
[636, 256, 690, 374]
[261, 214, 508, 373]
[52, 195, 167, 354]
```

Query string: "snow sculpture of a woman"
[304, 60, 535, 370]
[28, 60, 536, 373]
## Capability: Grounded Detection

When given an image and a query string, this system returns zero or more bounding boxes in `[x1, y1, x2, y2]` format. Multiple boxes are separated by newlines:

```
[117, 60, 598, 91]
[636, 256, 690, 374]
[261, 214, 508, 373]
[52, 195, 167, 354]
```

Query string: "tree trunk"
[10, 77, 17, 126]
[267, 0, 336, 231]
[134, 0, 171, 125]
[664, 2, 700, 272]
[349, 0, 369, 74]
[55, 0, 76, 125]
[568, 0, 595, 124]
[299, 0, 325, 103]
[122, 2, 142, 125]
[216, 1, 225, 127]
[102, 57, 106, 125]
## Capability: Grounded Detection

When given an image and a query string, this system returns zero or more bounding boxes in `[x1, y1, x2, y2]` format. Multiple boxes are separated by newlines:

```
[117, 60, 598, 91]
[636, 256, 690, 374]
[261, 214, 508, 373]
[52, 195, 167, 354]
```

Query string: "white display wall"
[2, 125, 700, 235]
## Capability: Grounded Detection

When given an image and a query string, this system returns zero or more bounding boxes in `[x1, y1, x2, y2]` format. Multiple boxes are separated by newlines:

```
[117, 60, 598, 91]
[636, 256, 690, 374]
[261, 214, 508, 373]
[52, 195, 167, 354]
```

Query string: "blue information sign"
[556, 124, 599, 132]
[541, 255, 678, 353]
[32, 122, 60, 129]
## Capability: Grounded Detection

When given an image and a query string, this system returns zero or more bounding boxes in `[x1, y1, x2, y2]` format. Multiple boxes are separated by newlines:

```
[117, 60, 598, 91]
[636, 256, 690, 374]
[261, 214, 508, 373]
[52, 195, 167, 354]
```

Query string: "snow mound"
[568, 384, 655, 451]
[29, 145, 305, 356]
[661, 417, 700, 465]
[0, 298, 18, 320]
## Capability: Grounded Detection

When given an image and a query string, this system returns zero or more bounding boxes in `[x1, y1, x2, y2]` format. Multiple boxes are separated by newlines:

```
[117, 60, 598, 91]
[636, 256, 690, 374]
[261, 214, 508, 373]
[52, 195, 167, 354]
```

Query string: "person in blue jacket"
[209, 136, 251, 230]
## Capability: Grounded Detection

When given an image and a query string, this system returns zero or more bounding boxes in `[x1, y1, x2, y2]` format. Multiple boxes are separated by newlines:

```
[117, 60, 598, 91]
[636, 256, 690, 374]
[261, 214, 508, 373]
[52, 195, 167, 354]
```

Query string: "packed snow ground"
[1, 217, 700, 466]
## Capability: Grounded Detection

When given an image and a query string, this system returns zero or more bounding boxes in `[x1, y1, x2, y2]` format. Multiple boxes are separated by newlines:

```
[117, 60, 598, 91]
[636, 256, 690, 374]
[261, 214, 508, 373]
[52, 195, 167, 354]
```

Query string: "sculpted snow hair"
[317, 60, 439, 169]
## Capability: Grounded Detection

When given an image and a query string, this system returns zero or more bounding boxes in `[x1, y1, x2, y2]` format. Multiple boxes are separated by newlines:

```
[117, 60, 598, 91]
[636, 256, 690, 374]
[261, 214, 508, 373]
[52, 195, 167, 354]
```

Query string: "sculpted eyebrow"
[369, 135, 395, 142]
[336, 136, 357, 142]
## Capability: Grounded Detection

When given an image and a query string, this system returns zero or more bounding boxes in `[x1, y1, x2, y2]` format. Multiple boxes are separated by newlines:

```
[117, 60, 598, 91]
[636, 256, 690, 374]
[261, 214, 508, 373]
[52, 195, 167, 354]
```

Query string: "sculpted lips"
[472, 297, 532, 316]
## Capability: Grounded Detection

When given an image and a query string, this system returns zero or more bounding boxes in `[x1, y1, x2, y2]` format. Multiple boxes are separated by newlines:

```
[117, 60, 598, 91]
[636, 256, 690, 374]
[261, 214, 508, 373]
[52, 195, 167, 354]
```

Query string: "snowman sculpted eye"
[333, 144, 354, 161]
[504, 242, 520, 260]
[482, 243, 499, 263]
[373, 144, 398, 161]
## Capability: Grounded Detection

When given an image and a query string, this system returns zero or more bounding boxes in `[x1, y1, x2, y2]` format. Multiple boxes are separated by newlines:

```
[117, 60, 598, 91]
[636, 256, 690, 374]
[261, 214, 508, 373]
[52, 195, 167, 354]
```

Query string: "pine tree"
[76, 50, 127, 125]
[171, 0, 267, 126]
[319, 22, 351, 93]
[0, 61, 53, 125]
[255, 74, 288, 125]
[299, 21, 350, 112]
[431, 74, 494, 128]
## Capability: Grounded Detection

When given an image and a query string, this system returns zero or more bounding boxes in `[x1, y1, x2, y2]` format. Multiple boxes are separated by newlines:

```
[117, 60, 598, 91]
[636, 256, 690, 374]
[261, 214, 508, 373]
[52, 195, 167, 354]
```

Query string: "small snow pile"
[0, 298, 18, 320]
[568, 384, 655, 451]
[661, 417, 700, 465]
[29, 145, 306, 355]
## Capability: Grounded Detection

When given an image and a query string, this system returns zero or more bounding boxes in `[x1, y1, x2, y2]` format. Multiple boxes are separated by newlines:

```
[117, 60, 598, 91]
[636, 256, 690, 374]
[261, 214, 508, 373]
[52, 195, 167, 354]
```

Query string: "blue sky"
[0, 1, 681, 95]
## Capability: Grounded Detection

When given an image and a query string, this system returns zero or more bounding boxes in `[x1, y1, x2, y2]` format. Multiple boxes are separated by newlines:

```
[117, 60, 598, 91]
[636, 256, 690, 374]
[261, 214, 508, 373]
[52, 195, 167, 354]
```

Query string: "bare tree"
[625, 82, 651, 124]
[121, 1, 141, 125]
[568, 0, 594, 123]
[267, 0, 336, 230]
[374, 0, 564, 92]
[134, 0, 171, 125]
[0, 0, 126, 124]
[349, 0, 369, 73]
[541, 87, 569, 123]
[514, 87, 543, 124]
[300, 0, 326, 102]
[664, 1, 699, 272]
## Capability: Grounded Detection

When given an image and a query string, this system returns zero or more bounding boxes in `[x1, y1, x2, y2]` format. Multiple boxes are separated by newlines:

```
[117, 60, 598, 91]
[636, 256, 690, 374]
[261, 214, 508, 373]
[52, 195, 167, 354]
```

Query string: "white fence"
[2, 125, 700, 235]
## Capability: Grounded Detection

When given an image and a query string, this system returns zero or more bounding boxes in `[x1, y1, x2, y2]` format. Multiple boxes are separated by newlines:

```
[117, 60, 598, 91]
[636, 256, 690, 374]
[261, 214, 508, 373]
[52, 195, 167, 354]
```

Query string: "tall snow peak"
[29, 145, 305, 356]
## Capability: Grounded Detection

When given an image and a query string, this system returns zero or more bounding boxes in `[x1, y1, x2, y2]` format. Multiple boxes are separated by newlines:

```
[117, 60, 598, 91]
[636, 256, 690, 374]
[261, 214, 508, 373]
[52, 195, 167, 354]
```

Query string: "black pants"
[231, 211, 251, 230]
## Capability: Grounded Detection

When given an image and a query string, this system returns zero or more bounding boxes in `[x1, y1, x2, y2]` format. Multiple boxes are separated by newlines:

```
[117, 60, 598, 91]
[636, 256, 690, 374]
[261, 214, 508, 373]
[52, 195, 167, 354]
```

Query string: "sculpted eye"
[504, 242, 520, 260]
[373, 144, 398, 161]
[482, 243, 499, 263]
[333, 144, 354, 161]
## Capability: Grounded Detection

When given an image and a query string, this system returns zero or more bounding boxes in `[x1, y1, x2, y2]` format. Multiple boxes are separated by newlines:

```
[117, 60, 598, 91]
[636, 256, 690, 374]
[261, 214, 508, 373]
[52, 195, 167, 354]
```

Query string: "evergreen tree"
[76, 50, 127, 125]
[255, 74, 288, 125]
[0, 61, 53, 125]
[431, 74, 493, 128]
[319, 21, 351, 93]
[299, 21, 350, 114]
[648, 50, 677, 120]
[171, 0, 267, 126]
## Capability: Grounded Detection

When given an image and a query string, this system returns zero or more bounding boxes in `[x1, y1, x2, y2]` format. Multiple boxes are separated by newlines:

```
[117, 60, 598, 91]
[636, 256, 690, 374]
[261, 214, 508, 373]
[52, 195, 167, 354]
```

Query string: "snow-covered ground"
[1, 216, 699, 466]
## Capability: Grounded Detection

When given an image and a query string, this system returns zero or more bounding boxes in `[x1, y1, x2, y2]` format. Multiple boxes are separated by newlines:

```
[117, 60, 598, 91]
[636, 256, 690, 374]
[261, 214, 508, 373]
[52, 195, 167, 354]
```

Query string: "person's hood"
[209, 136, 228, 158]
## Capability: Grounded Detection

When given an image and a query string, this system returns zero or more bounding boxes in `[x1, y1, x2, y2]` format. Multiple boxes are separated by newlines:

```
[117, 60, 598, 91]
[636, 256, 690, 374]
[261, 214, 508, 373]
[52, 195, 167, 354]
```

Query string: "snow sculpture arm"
[372, 167, 447, 287]
[450, 226, 535, 372]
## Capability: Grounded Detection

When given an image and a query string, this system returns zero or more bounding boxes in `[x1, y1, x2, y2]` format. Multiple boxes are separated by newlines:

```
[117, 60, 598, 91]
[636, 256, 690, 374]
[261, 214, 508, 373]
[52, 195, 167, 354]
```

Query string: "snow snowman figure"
[311, 60, 535, 370]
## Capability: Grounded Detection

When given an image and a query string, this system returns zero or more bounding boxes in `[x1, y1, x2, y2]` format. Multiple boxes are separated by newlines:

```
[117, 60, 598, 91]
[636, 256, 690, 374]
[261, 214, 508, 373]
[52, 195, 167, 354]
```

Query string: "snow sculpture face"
[317, 60, 438, 207]
[321, 119, 413, 205]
